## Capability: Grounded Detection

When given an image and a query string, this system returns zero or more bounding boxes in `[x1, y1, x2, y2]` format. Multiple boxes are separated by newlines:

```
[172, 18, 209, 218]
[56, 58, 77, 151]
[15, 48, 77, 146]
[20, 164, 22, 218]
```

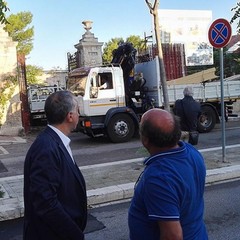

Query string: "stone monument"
[74, 21, 103, 67]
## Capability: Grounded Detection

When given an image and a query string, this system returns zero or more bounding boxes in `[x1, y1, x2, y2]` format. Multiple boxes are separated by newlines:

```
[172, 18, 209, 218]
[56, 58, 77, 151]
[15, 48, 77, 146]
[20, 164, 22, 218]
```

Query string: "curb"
[87, 165, 240, 207]
[206, 165, 240, 184]
[1, 165, 240, 221]
[87, 182, 134, 206]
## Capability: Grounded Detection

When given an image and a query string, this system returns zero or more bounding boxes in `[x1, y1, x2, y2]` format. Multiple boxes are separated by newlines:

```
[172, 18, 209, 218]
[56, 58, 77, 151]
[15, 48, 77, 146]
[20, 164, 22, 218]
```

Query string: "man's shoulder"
[174, 99, 182, 107]
[31, 127, 60, 147]
[186, 143, 204, 159]
[183, 97, 200, 105]
[173, 99, 182, 113]
[175, 99, 182, 104]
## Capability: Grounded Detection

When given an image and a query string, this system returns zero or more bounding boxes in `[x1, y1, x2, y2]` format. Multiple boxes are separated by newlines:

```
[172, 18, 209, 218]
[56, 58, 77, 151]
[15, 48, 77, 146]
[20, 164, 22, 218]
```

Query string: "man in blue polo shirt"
[128, 108, 208, 240]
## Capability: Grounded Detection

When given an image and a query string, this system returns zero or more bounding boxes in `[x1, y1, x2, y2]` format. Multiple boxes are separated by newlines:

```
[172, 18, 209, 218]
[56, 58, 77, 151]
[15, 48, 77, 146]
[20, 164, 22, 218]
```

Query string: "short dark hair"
[44, 90, 76, 125]
[140, 114, 181, 148]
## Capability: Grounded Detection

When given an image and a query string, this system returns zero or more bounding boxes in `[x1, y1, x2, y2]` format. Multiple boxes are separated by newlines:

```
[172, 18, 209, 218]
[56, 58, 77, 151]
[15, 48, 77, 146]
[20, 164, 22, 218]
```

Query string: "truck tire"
[107, 113, 135, 143]
[198, 105, 216, 133]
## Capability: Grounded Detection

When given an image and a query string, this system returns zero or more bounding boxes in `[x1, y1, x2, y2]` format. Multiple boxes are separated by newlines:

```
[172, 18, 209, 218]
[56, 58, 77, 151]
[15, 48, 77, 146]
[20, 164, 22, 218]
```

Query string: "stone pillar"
[0, 24, 18, 79]
[0, 24, 23, 136]
[74, 21, 103, 67]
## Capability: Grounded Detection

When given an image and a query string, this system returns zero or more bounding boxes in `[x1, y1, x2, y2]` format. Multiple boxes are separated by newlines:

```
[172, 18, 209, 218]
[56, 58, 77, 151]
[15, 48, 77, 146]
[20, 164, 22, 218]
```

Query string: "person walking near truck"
[173, 86, 201, 144]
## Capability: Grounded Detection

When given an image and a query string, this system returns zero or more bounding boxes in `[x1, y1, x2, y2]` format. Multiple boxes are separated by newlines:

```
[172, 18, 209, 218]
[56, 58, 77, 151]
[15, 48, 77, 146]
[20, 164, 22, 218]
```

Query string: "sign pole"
[219, 48, 226, 162]
[208, 18, 232, 163]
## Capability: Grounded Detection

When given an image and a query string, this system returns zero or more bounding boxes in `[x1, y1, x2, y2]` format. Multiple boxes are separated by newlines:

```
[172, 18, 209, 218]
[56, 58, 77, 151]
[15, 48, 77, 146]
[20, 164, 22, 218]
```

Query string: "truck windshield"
[67, 75, 87, 96]
[67, 67, 90, 96]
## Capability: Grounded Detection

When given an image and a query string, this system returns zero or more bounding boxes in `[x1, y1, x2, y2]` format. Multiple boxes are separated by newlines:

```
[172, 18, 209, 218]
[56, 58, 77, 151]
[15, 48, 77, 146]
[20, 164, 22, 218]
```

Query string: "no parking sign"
[208, 18, 232, 48]
[208, 18, 232, 161]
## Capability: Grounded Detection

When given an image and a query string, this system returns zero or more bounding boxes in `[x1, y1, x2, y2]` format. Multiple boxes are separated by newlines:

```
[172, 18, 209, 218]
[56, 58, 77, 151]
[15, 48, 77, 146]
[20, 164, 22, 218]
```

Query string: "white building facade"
[158, 9, 213, 66]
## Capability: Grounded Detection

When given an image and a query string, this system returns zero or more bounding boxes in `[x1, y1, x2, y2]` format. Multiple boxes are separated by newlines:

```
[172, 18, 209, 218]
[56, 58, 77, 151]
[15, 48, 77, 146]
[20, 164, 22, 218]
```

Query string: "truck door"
[88, 72, 120, 115]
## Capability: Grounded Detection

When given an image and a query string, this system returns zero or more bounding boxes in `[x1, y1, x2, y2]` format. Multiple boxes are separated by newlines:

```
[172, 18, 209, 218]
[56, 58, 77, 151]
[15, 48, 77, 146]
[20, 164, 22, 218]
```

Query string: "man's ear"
[66, 112, 74, 123]
[141, 135, 149, 148]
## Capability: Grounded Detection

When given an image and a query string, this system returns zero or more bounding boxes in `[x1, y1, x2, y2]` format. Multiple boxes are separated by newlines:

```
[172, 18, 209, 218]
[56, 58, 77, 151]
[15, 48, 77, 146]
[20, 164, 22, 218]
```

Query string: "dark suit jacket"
[23, 127, 87, 240]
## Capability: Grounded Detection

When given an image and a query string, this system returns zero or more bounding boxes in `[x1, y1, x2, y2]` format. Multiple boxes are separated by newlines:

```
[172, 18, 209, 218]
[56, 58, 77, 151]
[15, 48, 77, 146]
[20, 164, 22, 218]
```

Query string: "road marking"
[79, 144, 240, 170]
[13, 137, 26, 143]
[199, 144, 240, 153]
[81, 158, 145, 170]
[0, 146, 9, 155]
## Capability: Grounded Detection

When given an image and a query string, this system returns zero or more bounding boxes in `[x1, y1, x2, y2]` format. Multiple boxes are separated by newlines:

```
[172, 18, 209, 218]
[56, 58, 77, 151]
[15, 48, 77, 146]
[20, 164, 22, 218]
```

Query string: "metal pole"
[220, 48, 226, 162]
[17, 53, 30, 134]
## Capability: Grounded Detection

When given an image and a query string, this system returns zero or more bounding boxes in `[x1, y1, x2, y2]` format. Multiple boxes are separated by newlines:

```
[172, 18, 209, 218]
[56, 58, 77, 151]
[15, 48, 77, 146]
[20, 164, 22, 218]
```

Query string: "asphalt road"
[0, 119, 240, 178]
[1, 180, 240, 240]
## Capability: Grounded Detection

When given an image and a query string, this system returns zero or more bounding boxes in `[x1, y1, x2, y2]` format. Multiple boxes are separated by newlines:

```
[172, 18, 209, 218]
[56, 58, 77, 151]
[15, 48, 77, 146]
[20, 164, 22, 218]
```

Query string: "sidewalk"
[0, 135, 240, 221]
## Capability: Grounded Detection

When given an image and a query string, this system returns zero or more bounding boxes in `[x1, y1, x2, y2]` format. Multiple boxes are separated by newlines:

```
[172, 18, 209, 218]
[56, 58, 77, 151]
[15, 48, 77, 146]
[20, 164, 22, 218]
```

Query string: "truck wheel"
[107, 114, 135, 143]
[197, 106, 216, 133]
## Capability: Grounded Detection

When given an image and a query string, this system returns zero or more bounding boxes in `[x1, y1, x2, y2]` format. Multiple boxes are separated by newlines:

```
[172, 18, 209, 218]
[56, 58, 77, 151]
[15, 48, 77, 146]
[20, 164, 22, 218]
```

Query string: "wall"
[37, 70, 68, 88]
[0, 24, 23, 136]
[0, 24, 18, 80]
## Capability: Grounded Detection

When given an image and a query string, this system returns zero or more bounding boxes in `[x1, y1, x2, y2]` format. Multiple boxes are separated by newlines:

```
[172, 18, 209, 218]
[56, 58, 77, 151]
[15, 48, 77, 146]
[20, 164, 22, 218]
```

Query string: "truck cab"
[68, 65, 142, 142]
[67, 65, 128, 116]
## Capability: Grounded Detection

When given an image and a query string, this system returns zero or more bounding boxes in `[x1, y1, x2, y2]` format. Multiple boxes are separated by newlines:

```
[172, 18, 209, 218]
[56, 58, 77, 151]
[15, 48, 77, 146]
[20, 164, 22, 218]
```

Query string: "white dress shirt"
[48, 125, 75, 163]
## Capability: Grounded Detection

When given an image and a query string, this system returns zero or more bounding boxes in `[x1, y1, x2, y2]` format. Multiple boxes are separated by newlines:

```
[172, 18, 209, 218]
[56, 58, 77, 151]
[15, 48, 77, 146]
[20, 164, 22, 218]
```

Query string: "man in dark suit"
[23, 90, 87, 240]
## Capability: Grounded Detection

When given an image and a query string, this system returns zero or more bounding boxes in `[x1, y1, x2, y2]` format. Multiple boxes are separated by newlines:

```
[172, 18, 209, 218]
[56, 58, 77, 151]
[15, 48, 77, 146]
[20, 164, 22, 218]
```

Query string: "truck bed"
[167, 80, 240, 103]
[135, 58, 240, 106]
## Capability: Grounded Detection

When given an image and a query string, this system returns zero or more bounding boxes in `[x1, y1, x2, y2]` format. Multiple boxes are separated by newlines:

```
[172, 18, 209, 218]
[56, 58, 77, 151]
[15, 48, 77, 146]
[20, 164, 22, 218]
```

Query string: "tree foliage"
[102, 38, 124, 63]
[26, 65, 44, 85]
[231, 2, 240, 33]
[4, 11, 34, 56]
[102, 35, 145, 63]
[214, 48, 240, 77]
[0, 0, 9, 24]
[126, 35, 145, 52]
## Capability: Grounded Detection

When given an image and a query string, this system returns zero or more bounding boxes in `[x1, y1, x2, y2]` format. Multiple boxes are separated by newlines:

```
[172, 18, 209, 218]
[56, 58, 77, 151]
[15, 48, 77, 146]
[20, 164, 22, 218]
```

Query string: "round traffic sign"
[208, 18, 232, 48]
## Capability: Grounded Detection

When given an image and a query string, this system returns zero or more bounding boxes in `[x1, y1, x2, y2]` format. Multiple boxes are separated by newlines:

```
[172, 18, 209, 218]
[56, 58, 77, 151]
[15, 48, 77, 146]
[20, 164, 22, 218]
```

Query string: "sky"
[6, 0, 239, 70]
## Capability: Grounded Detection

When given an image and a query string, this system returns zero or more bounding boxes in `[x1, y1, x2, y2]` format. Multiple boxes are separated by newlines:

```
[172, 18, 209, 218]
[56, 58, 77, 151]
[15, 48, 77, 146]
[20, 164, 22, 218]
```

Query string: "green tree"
[102, 37, 124, 63]
[126, 35, 145, 53]
[4, 11, 34, 56]
[26, 65, 44, 85]
[231, 2, 240, 33]
[0, 0, 9, 24]
[102, 35, 145, 63]
[214, 48, 240, 77]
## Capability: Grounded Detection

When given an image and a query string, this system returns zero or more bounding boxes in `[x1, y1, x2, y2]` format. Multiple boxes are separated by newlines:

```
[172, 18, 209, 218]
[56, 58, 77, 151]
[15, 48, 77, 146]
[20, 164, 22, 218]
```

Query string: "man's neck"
[148, 144, 179, 156]
[50, 124, 70, 136]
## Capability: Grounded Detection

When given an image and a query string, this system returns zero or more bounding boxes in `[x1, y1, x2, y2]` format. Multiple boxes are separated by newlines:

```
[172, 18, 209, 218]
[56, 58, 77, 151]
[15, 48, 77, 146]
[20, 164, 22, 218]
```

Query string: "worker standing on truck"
[173, 86, 201, 143]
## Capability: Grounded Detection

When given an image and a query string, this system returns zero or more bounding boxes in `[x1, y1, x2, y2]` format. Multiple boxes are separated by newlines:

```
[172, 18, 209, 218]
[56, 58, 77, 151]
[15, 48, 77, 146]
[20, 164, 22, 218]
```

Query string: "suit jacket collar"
[48, 124, 71, 148]
[44, 127, 86, 191]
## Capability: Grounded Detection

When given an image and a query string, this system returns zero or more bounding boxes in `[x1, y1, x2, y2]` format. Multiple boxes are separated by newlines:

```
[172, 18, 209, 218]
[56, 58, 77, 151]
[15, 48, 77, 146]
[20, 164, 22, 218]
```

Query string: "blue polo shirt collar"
[144, 141, 186, 166]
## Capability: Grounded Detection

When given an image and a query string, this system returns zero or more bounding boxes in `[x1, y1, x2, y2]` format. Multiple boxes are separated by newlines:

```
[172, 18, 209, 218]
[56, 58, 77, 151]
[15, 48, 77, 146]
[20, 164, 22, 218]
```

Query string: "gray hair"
[183, 86, 194, 97]
[44, 90, 77, 125]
